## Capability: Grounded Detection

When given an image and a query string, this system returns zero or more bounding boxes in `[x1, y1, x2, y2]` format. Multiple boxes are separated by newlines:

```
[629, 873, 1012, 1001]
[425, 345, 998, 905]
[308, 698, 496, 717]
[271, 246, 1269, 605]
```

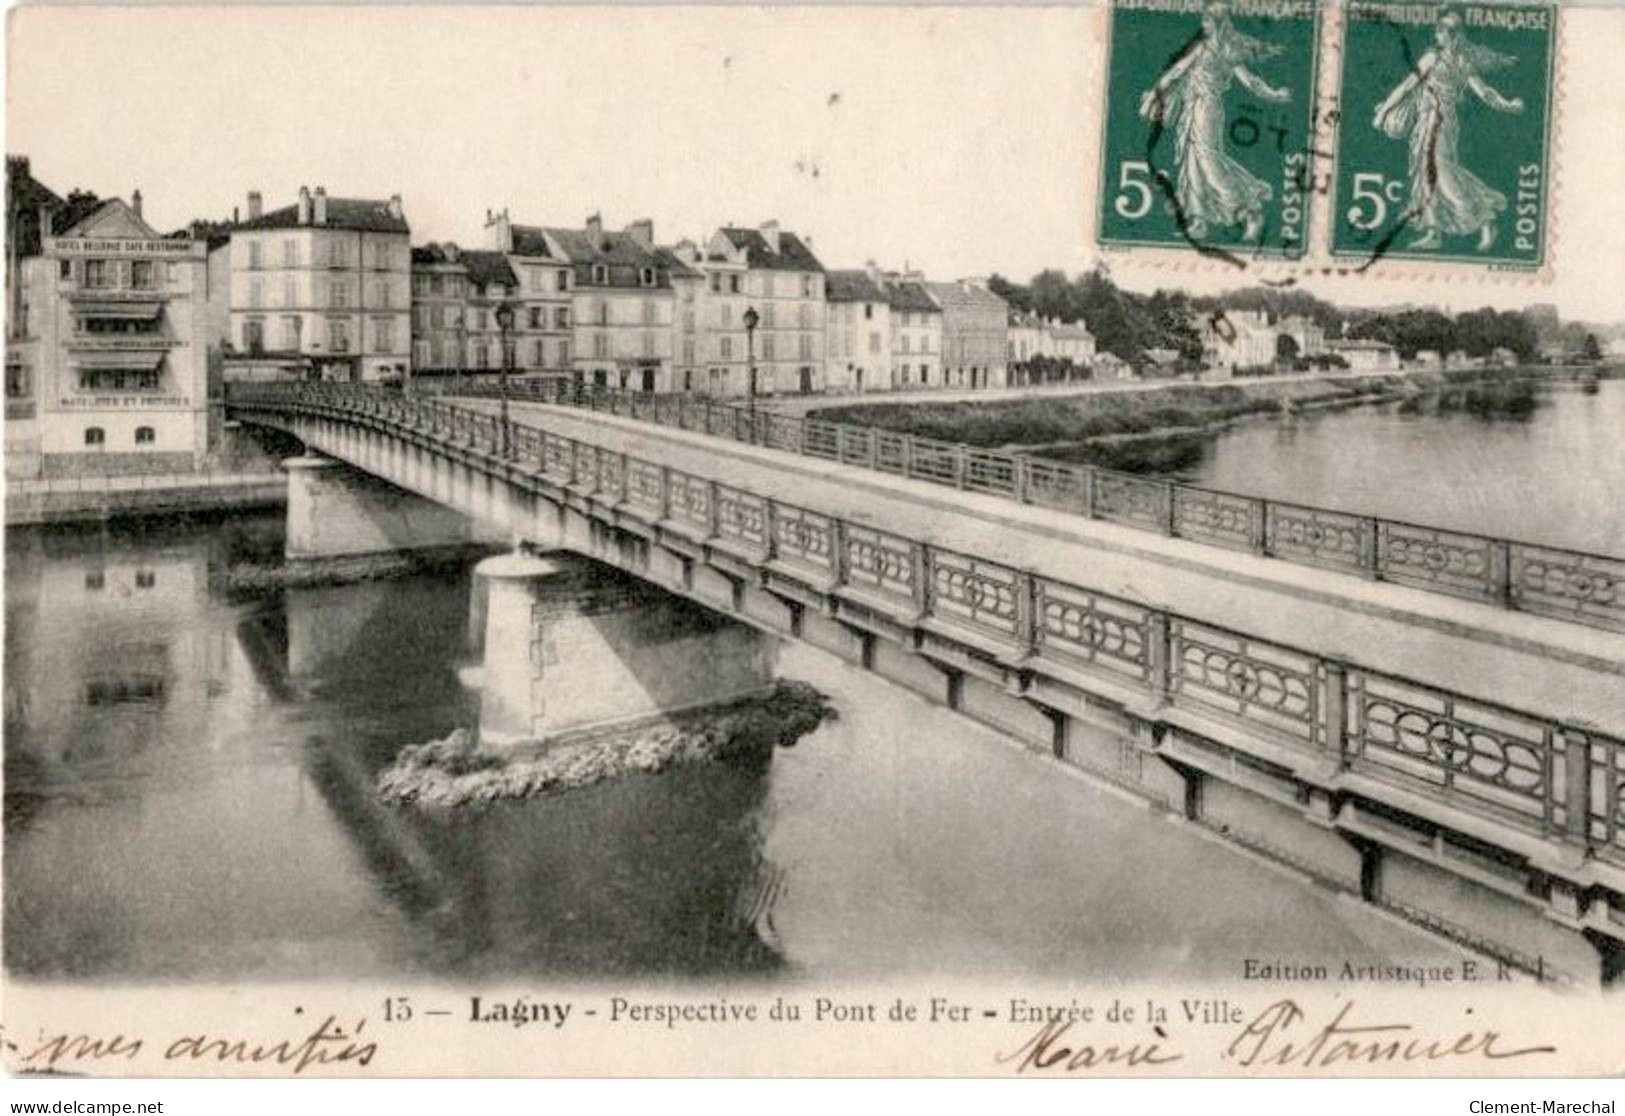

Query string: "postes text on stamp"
[1097, 0, 1322, 261]
[1330, 1, 1556, 269]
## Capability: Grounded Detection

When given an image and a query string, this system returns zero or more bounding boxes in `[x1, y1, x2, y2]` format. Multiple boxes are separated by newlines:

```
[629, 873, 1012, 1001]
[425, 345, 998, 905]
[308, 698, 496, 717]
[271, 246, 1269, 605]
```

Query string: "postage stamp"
[1329, 0, 1558, 269]
[1096, 0, 1323, 261]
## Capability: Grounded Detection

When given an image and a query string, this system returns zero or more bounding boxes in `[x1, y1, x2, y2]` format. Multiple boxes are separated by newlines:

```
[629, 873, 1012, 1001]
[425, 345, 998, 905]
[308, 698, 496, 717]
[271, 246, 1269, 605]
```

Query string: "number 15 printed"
[1097, 0, 1321, 258]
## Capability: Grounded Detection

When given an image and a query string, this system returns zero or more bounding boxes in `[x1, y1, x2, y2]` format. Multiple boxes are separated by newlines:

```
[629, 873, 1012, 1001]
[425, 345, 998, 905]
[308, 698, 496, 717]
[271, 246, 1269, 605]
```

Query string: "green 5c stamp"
[1098, 0, 1321, 259]
[1331, 2, 1557, 267]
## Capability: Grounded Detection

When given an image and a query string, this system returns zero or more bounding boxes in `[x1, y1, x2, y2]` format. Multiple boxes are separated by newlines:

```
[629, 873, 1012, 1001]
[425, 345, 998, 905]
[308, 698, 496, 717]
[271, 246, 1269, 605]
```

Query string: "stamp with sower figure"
[1330, 1, 1556, 268]
[1097, 0, 1321, 260]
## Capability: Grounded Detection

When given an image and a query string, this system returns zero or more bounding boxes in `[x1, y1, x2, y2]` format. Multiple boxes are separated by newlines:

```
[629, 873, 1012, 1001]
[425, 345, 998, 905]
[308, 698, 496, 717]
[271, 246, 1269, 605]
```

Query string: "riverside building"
[7, 177, 217, 478]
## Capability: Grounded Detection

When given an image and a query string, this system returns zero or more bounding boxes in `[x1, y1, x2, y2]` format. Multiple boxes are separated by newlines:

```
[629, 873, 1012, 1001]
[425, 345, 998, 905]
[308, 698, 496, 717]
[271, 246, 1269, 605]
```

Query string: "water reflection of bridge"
[234, 576, 787, 976]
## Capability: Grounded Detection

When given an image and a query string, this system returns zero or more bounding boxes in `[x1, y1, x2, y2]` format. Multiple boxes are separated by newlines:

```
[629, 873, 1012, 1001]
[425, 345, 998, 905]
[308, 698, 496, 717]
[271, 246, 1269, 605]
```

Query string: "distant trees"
[1581, 333, 1604, 362]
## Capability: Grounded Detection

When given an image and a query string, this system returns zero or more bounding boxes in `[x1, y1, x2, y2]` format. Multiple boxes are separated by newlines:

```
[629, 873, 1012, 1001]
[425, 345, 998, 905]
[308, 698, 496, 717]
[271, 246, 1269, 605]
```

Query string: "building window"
[801, 275, 812, 297]
[684, 339, 695, 365]
[762, 336, 775, 360]
[248, 241, 263, 269]
[798, 302, 810, 328]
[592, 264, 607, 285]
[135, 426, 155, 445]
[244, 318, 265, 353]
[473, 309, 488, 331]
[428, 274, 444, 296]
[729, 274, 741, 294]
[249, 279, 263, 308]
[720, 336, 733, 360]
[869, 332, 881, 354]
[763, 304, 775, 329]
[640, 268, 654, 286]
[799, 334, 813, 360]
[373, 317, 393, 352]
[374, 280, 389, 308]
[534, 339, 546, 366]
[326, 239, 348, 268]
[558, 339, 571, 365]
[283, 316, 302, 349]
[372, 242, 391, 269]
[475, 344, 490, 368]
[642, 299, 656, 325]
[528, 307, 541, 329]
[642, 332, 655, 358]
[5, 363, 31, 399]
[554, 306, 570, 329]
[429, 304, 444, 329]
[328, 318, 350, 352]
[329, 281, 348, 309]
[131, 260, 156, 290]
[284, 278, 297, 308]
[84, 259, 114, 289]
[593, 333, 609, 359]
[864, 303, 874, 320]
[59, 258, 72, 281]
[709, 273, 721, 293]
[557, 271, 571, 292]
[84, 426, 105, 446]
[284, 239, 299, 266]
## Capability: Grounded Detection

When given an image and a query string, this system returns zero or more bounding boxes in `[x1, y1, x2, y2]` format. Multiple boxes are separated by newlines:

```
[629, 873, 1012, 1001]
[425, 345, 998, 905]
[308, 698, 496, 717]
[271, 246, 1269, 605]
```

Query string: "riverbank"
[4, 470, 287, 527]
[809, 366, 1613, 471]
[377, 680, 835, 810]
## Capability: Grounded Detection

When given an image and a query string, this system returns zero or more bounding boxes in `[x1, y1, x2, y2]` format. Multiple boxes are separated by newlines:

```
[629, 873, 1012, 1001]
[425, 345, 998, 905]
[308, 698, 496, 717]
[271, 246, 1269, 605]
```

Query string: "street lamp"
[742, 305, 760, 426]
[495, 299, 516, 459]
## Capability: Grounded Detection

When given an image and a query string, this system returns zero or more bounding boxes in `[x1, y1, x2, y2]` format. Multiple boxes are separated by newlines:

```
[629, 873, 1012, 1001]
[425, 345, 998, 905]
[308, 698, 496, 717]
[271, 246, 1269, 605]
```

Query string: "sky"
[8, 4, 1625, 321]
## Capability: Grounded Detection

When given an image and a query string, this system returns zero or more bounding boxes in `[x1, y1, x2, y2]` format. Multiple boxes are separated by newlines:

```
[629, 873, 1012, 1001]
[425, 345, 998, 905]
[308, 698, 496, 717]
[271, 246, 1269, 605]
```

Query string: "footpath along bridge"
[227, 381, 1625, 986]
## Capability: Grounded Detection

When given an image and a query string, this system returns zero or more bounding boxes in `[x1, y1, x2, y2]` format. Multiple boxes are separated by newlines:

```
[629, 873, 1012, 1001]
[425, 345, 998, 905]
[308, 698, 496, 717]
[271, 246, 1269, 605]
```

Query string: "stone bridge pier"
[284, 452, 499, 563]
[473, 548, 777, 747]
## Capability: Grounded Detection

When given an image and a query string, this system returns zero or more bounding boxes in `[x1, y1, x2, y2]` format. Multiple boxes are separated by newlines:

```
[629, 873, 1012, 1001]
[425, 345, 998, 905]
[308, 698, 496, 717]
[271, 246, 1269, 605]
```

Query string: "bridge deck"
[484, 397, 1624, 735]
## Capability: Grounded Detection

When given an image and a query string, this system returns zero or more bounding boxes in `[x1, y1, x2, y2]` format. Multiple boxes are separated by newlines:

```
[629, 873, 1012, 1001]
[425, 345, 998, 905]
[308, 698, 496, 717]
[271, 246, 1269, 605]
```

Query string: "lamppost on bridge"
[742, 305, 760, 434]
[495, 299, 517, 459]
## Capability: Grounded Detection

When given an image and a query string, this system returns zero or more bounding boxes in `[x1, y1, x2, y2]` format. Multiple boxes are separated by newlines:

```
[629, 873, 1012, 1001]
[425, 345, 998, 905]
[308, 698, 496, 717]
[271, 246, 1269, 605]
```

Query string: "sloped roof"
[883, 279, 939, 314]
[460, 249, 517, 291]
[718, 227, 824, 272]
[237, 196, 408, 234]
[544, 226, 660, 267]
[412, 243, 468, 269]
[925, 280, 1008, 311]
[825, 269, 885, 303]
[510, 223, 556, 258]
[653, 247, 700, 279]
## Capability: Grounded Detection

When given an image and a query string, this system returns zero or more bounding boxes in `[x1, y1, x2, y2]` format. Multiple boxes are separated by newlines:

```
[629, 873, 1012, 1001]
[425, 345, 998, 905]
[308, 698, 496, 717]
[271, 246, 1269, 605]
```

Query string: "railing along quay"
[229, 381, 1625, 870]
[412, 376, 1624, 635]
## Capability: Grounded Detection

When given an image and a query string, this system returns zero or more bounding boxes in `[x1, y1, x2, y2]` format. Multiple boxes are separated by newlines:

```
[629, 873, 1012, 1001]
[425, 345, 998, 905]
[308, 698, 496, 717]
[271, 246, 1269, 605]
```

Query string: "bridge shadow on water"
[238, 566, 789, 980]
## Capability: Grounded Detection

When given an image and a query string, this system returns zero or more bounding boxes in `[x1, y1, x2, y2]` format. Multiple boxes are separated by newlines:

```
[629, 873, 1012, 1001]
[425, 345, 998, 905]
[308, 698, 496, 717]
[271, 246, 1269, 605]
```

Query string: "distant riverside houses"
[1325, 338, 1401, 372]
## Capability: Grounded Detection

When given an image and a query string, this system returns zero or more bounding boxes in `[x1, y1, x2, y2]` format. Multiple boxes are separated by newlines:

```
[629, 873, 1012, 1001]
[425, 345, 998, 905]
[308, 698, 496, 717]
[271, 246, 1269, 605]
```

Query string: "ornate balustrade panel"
[595, 448, 625, 500]
[625, 459, 665, 516]
[1025, 460, 1091, 515]
[804, 420, 840, 461]
[964, 450, 1017, 497]
[906, 438, 960, 486]
[1168, 620, 1321, 748]
[1033, 580, 1153, 686]
[513, 425, 544, 468]
[842, 523, 917, 605]
[837, 425, 875, 467]
[1173, 487, 1261, 553]
[1378, 522, 1501, 601]
[1591, 735, 1625, 864]
[770, 504, 837, 576]
[929, 549, 1021, 642]
[1092, 471, 1168, 532]
[763, 415, 804, 454]
[1267, 502, 1371, 575]
[716, 485, 769, 552]
[1510, 545, 1625, 632]
[542, 432, 574, 481]
[668, 472, 713, 535]
[571, 442, 597, 489]
[1346, 670, 1562, 838]
[873, 431, 909, 476]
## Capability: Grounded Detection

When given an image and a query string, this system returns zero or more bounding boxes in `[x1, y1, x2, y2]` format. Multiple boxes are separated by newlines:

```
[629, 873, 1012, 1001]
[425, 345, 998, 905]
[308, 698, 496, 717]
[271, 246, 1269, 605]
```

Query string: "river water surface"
[4, 509, 1456, 984]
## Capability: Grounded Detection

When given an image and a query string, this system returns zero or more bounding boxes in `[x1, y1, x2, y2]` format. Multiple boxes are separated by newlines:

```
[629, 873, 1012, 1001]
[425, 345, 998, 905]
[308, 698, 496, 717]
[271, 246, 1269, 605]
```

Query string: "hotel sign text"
[46, 238, 204, 258]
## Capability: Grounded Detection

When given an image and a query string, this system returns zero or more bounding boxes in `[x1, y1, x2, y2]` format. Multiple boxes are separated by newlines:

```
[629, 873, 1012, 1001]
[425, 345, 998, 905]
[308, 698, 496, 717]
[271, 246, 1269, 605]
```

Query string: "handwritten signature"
[998, 999, 1556, 1074]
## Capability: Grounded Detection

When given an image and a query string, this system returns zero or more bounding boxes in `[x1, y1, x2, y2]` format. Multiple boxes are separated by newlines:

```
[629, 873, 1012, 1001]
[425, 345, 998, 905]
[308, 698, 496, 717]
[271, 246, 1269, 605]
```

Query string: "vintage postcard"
[4, 0, 1624, 1085]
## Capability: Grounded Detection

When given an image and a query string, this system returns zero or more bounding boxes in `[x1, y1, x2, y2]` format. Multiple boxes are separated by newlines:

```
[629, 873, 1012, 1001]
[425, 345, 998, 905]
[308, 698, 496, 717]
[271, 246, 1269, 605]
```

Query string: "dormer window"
[592, 264, 608, 285]
[640, 268, 655, 286]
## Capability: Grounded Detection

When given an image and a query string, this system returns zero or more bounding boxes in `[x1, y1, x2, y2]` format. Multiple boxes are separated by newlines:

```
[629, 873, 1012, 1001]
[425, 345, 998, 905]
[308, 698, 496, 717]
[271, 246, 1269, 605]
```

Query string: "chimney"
[388, 193, 403, 220]
[624, 218, 653, 248]
[489, 210, 512, 252]
[297, 186, 312, 225]
[131, 189, 143, 217]
[38, 202, 52, 245]
[865, 258, 881, 284]
[759, 219, 780, 255]
[444, 241, 459, 262]
[313, 186, 328, 226]
[247, 190, 263, 220]
[585, 212, 603, 243]
[233, 206, 240, 225]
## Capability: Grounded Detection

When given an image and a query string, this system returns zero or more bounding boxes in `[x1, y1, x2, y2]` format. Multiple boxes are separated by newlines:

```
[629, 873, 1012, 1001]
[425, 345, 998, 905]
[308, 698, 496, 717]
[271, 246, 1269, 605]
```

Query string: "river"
[3, 510, 1455, 984]
[1153, 377, 1625, 555]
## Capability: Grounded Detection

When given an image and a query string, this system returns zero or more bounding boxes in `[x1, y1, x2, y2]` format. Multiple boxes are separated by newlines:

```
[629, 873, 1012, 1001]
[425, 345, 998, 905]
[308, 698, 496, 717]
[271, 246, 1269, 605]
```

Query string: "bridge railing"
[401, 375, 1624, 635]
[230, 380, 1624, 869]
